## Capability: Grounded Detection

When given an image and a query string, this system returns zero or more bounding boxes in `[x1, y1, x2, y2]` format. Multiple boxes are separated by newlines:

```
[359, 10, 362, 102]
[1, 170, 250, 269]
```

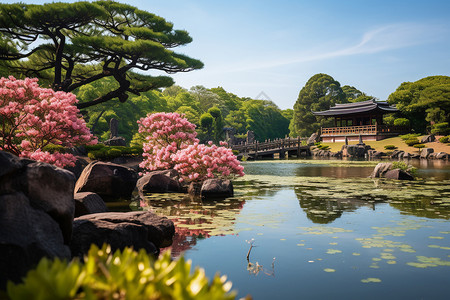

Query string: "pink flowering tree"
[138, 112, 244, 182]
[173, 142, 245, 183]
[0, 76, 97, 167]
[138, 112, 199, 172]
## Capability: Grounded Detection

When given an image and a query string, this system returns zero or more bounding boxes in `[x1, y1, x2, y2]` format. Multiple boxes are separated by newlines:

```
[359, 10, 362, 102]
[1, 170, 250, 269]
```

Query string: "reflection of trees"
[139, 194, 245, 256]
[294, 165, 375, 178]
[388, 198, 450, 220]
[295, 179, 450, 223]
[234, 180, 281, 197]
[294, 187, 375, 224]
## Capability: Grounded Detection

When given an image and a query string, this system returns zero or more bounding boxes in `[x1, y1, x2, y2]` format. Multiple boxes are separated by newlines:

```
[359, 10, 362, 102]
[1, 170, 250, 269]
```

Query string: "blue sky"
[5, 0, 450, 109]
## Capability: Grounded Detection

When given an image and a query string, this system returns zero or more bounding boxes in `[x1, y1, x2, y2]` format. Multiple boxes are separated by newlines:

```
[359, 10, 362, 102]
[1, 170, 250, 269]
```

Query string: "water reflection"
[137, 193, 245, 256]
[295, 186, 375, 224]
[293, 176, 450, 223]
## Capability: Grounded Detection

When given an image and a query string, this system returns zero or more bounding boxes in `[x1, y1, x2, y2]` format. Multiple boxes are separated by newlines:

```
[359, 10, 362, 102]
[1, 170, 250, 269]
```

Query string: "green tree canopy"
[0, 1, 203, 109]
[225, 99, 290, 141]
[342, 85, 374, 103]
[289, 73, 346, 137]
[388, 75, 450, 133]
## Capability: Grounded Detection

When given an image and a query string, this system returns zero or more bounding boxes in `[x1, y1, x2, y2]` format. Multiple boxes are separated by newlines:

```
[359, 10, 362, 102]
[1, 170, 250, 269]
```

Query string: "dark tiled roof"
[312, 99, 398, 116]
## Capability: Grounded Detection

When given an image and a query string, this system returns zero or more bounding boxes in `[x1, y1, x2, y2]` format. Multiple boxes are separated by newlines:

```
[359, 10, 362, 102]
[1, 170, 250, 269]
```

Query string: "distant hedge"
[86, 144, 142, 160]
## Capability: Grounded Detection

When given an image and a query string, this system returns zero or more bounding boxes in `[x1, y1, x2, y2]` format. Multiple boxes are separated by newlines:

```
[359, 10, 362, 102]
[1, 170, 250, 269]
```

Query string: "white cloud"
[221, 23, 445, 73]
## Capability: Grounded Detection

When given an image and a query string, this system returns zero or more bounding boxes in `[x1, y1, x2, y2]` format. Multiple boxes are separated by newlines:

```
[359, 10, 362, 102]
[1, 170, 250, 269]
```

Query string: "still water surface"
[139, 159, 450, 299]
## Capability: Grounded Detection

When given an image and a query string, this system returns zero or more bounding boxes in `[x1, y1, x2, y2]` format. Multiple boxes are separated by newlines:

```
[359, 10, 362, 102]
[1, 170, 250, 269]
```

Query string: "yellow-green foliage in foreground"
[7, 244, 236, 300]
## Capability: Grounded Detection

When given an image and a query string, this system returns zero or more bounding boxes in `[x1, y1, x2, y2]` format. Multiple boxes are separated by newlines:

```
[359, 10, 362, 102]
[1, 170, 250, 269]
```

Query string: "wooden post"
[255, 141, 258, 160]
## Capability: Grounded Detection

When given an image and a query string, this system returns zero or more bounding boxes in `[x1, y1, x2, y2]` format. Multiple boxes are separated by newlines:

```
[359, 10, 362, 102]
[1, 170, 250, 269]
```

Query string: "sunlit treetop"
[0, 0, 203, 109]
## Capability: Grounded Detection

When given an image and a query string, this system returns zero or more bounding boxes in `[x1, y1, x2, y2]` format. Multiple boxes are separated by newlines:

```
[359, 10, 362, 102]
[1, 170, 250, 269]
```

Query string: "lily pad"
[326, 249, 342, 254]
[361, 278, 382, 283]
[323, 268, 336, 273]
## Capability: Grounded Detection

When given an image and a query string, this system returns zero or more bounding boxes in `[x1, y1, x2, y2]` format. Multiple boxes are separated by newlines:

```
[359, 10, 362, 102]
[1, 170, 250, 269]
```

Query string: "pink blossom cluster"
[0, 76, 97, 167]
[138, 112, 199, 172]
[138, 112, 244, 182]
[173, 143, 245, 182]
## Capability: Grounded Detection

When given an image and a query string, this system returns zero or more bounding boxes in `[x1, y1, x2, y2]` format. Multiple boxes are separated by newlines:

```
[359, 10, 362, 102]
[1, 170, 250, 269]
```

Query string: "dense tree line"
[388, 76, 450, 135]
[0, 1, 290, 145]
[76, 79, 291, 144]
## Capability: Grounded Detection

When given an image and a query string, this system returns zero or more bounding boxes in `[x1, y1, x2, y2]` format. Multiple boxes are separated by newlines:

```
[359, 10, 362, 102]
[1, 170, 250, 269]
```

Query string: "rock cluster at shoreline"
[311, 143, 449, 160]
[0, 151, 179, 289]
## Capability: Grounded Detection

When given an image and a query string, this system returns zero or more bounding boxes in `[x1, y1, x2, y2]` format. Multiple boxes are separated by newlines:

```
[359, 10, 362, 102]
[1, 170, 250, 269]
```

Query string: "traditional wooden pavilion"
[312, 99, 408, 142]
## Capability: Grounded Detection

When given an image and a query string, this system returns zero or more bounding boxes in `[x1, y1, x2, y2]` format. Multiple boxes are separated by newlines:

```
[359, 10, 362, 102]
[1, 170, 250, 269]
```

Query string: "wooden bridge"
[231, 137, 310, 159]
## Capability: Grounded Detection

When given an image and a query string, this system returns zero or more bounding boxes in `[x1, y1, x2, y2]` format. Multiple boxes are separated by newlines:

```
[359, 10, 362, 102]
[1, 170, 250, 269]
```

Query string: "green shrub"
[405, 138, 420, 146]
[317, 145, 330, 151]
[42, 144, 66, 153]
[7, 244, 236, 300]
[384, 145, 397, 150]
[439, 135, 450, 143]
[393, 118, 410, 127]
[85, 144, 106, 151]
[413, 144, 425, 149]
[86, 145, 142, 160]
[392, 161, 417, 177]
[106, 148, 123, 159]
[400, 133, 420, 141]
[431, 122, 450, 135]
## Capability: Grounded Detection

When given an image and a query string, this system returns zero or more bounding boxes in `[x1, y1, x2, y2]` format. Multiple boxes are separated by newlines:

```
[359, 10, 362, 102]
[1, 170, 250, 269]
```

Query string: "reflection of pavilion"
[295, 187, 376, 224]
[140, 194, 245, 256]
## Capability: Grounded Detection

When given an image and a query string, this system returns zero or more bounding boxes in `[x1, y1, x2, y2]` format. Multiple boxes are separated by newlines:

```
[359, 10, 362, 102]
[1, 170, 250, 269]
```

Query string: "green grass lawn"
[321, 136, 450, 154]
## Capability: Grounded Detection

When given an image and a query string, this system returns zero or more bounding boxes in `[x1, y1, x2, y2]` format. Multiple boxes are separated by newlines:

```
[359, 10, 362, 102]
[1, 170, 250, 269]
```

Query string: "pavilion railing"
[321, 125, 409, 136]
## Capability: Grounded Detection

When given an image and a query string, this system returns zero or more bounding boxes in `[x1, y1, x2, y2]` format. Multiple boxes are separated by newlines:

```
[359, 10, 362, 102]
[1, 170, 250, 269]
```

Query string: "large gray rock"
[368, 150, 385, 158]
[74, 192, 108, 217]
[0, 193, 71, 287]
[330, 151, 342, 158]
[436, 152, 449, 159]
[70, 211, 175, 258]
[136, 170, 181, 194]
[64, 156, 89, 180]
[420, 148, 434, 159]
[307, 133, 320, 146]
[24, 162, 76, 243]
[201, 179, 234, 199]
[75, 161, 138, 199]
[0, 151, 74, 288]
[342, 144, 370, 158]
[370, 162, 393, 178]
[390, 150, 405, 159]
[104, 136, 126, 146]
[421, 134, 435, 143]
[384, 169, 414, 181]
[0, 152, 76, 244]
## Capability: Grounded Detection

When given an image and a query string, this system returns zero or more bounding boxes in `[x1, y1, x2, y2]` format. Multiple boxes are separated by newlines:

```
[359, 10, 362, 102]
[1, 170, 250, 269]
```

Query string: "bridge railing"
[231, 136, 308, 153]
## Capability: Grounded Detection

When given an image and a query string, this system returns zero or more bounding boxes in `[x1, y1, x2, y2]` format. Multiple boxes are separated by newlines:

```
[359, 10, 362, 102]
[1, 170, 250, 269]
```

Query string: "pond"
[136, 159, 450, 299]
